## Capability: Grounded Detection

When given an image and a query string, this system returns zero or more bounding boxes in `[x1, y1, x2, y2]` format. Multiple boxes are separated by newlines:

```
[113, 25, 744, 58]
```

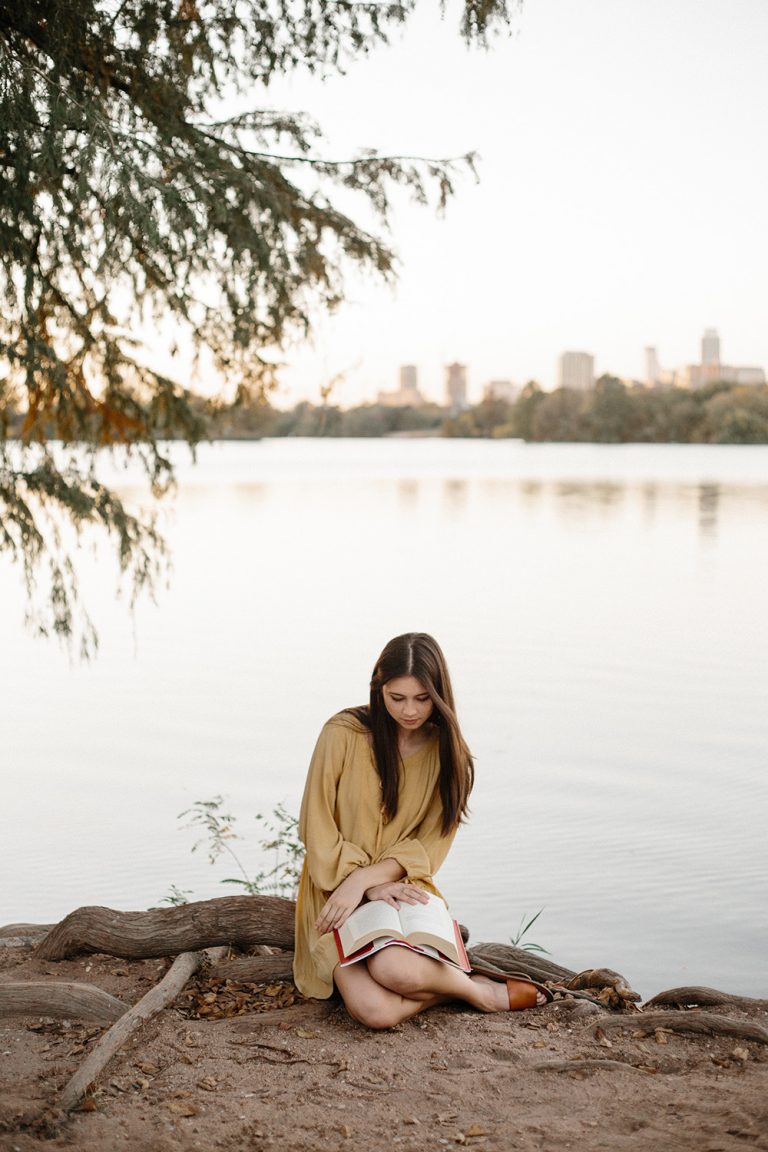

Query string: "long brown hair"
[345, 633, 474, 835]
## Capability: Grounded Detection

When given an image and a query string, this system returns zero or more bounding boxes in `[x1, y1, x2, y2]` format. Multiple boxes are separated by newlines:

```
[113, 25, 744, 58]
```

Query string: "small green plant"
[249, 802, 304, 900]
[156, 883, 193, 907]
[510, 908, 548, 954]
[177, 796, 304, 899]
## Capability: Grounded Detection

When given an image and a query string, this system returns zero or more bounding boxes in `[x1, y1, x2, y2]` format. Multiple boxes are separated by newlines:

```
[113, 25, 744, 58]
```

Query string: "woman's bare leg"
[334, 950, 513, 1030]
[334, 959, 450, 1030]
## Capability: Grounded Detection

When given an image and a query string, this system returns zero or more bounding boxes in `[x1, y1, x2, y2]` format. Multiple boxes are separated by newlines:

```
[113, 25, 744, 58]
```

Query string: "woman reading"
[293, 632, 549, 1029]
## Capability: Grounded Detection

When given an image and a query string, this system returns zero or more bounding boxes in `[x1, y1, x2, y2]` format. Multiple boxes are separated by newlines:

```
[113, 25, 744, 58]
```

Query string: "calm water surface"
[2, 440, 766, 998]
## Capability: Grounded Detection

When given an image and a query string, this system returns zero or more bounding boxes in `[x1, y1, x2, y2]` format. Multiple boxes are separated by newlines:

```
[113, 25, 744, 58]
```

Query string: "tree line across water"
[5, 376, 767, 445]
[209, 377, 768, 444]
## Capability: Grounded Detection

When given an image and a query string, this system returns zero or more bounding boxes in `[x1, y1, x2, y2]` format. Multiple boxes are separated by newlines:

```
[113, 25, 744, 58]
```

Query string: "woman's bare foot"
[469, 973, 547, 1011]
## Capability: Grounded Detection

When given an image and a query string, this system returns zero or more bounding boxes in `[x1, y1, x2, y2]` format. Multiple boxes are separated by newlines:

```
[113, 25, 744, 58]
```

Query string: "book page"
[397, 893, 453, 938]
[397, 893, 466, 966]
[337, 934, 470, 970]
[337, 899, 404, 956]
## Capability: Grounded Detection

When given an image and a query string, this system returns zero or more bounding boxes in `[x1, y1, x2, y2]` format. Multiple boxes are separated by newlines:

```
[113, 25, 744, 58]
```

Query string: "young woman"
[293, 632, 548, 1029]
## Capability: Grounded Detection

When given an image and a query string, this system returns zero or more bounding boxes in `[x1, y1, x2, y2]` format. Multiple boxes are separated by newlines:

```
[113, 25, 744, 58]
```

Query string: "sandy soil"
[1, 947, 767, 1152]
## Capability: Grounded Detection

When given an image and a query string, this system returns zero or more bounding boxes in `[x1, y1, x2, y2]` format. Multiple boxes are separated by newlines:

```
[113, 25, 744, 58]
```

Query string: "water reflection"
[442, 478, 468, 514]
[556, 480, 625, 507]
[3, 441, 768, 996]
[697, 483, 720, 541]
[396, 479, 419, 508]
[641, 483, 658, 528]
[232, 483, 268, 507]
[520, 480, 544, 503]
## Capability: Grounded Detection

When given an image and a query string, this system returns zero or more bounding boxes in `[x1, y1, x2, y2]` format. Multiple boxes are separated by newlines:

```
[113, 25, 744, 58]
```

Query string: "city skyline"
[284, 325, 765, 410]
[242, 0, 768, 410]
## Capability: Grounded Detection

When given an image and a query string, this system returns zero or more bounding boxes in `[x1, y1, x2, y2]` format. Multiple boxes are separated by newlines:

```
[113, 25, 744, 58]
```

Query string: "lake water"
[1, 439, 766, 999]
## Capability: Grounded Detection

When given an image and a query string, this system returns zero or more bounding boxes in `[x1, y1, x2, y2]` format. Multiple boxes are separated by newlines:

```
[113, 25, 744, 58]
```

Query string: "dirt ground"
[1, 947, 767, 1152]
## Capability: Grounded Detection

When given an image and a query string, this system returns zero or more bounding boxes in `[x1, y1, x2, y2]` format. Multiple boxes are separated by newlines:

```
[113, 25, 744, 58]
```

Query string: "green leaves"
[510, 908, 548, 954]
[0, 1, 513, 648]
[177, 796, 304, 900]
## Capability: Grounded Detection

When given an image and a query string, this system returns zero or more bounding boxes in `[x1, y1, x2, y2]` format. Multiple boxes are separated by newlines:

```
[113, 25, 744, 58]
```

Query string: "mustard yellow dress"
[293, 712, 458, 999]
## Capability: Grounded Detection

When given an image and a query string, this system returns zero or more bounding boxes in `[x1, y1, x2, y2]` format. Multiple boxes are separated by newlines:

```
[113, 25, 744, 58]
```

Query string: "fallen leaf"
[654, 1029, 669, 1046]
[198, 1076, 219, 1091]
[167, 1100, 198, 1117]
[296, 1029, 320, 1039]
[594, 1027, 612, 1049]
[75, 1097, 98, 1112]
[183, 1032, 201, 1048]
[134, 1060, 160, 1075]
[465, 1124, 489, 1137]
[732, 1048, 749, 1063]
[336, 1123, 351, 1138]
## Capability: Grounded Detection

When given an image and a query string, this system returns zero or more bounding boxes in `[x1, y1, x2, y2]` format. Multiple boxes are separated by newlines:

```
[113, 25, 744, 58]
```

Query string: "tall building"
[701, 328, 720, 367]
[644, 346, 660, 388]
[557, 351, 595, 391]
[678, 328, 765, 389]
[399, 365, 419, 392]
[445, 363, 468, 411]
[377, 364, 425, 407]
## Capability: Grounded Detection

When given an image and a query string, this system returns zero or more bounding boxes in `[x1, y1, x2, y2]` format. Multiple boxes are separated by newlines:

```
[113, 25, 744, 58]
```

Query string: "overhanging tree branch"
[0, 0, 516, 652]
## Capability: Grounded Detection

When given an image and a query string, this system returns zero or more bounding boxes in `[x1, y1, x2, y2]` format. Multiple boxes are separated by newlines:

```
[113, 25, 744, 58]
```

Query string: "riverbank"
[1, 945, 766, 1152]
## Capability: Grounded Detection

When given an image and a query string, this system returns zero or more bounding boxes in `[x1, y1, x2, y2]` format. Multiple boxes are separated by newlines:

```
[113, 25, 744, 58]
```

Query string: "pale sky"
[237, 0, 768, 406]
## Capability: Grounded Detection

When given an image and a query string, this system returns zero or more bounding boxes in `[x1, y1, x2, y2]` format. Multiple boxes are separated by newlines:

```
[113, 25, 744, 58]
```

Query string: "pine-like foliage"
[0, 0, 513, 652]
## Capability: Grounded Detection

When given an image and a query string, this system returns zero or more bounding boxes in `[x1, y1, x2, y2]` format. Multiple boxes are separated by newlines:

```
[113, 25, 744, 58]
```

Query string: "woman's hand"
[364, 881, 430, 909]
[315, 872, 368, 935]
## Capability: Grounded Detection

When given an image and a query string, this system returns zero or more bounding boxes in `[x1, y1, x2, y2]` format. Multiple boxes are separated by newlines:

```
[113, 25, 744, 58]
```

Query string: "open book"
[334, 892, 470, 971]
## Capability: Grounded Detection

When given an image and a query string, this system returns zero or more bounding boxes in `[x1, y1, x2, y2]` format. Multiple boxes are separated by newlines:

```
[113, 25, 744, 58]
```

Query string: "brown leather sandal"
[470, 964, 554, 1010]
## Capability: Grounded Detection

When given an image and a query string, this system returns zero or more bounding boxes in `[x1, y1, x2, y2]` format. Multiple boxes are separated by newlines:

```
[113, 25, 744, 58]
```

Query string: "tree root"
[600, 1010, 768, 1046]
[644, 986, 768, 1011]
[35, 895, 295, 961]
[207, 952, 295, 983]
[467, 946, 640, 1010]
[0, 981, 127, 1024]
[59, 946, 228, 1113]
[0, 924, 55, 948]
[467, 943, 576, 985]
[531, 1057, 650, 1073]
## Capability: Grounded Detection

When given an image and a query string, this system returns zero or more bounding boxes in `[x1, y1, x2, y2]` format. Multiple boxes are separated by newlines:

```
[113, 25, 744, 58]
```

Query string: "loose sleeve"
[382, 786, 457, 883]
[299, 722, 371, 893]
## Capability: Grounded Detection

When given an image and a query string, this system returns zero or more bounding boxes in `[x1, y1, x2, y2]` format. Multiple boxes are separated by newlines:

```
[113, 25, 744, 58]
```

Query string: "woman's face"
[381, 676, 433, 733]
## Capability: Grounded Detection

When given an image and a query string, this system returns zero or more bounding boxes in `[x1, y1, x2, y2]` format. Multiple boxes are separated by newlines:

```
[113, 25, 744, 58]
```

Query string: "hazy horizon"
[128, 1, 768, 411]
[225, 0, 768, 409]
